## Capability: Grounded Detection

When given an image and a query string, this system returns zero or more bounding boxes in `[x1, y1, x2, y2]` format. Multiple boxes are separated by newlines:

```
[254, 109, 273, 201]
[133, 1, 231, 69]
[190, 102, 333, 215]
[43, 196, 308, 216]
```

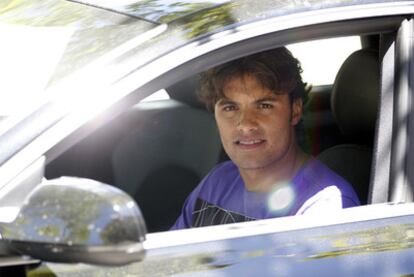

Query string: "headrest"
[166, 75, 206, 110]
[331, 49, 380, 144]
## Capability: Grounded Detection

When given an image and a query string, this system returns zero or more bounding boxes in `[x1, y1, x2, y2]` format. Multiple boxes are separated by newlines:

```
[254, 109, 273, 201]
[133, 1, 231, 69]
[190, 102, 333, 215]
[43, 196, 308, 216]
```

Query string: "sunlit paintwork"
[41, 203, 414, 276]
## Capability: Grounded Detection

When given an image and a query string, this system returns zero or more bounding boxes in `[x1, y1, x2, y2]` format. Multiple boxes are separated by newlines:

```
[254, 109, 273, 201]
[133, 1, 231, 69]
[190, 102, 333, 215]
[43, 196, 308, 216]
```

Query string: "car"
[1, 0, 414, 275]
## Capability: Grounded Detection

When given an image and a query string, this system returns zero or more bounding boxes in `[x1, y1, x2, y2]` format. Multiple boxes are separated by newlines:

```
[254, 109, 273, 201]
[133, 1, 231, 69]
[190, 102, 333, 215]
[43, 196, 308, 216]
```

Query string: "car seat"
[316, 48, 380, 205]
[112, 97, 222, 232]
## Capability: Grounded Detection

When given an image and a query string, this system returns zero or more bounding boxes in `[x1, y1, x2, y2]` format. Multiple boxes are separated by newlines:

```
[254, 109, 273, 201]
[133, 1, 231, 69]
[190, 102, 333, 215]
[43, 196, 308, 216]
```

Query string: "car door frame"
[0, 4, 414, 273]
[0, 4, 413, 221]
[390, 18, 414, 202]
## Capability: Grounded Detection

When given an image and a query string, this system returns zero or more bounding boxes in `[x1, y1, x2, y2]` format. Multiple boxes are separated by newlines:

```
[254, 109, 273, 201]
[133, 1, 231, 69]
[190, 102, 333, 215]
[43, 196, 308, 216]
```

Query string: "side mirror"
[0, 177, 147, 266]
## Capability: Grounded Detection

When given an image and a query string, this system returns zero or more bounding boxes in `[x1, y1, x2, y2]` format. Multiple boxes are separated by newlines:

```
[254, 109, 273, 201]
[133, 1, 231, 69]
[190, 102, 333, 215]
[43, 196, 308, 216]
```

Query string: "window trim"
[369, 31, 396, 203]
[389, 18, 414, 202]
[45, 16, 405, 179]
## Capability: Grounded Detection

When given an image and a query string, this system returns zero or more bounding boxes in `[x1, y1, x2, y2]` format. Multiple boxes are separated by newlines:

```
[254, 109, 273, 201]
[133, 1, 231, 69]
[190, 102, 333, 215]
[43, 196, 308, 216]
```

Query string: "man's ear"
[291, 98, 303, 126]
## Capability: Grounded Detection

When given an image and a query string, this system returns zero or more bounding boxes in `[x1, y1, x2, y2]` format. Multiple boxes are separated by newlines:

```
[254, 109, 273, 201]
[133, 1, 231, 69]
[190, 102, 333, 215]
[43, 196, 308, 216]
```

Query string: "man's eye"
[259, 103, 273, 109]
[223, 105, 237, 111]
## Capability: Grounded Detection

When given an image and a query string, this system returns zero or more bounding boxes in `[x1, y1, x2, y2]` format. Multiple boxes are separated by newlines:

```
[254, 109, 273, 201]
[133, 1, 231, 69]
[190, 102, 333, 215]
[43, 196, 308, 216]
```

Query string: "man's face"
[214, 74, 302, 170]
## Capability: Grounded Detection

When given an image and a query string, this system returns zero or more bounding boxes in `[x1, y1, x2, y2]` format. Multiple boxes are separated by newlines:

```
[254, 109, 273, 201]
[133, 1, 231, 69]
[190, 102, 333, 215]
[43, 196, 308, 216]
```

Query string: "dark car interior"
[45, 34, 380, 233]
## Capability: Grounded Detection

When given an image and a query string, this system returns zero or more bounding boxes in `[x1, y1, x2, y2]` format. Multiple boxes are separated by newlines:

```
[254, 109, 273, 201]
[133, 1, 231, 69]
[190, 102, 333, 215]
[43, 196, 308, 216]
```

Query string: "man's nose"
[237, 110, 258, 132]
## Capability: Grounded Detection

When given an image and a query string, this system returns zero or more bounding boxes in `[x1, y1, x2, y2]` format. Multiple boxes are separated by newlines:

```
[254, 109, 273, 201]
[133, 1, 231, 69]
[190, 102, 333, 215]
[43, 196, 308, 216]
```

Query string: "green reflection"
[0, 182, 143, 248]
[124, 1, 237, 39]
[178, 2, 237, 38]
[37, 224, 60, 237]
[307, 223, 414, 260]
[27, 264, 57, 277]
[12, 186, 105, 245]
[15, 181, 142, 247]
[100, 216, 141, 244]
[45, 252, 223, 277]
[126, 0, 215, 23]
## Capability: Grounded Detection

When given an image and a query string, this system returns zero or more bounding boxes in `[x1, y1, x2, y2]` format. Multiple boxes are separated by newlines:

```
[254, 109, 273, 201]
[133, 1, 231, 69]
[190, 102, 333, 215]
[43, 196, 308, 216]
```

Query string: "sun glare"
[267, 182, 296, 214]
[0, 23, 74, 117]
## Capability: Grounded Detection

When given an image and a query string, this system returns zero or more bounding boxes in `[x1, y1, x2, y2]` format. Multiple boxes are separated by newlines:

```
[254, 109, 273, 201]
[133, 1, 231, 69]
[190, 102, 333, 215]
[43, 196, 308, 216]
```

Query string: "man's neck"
[239, 146, 309, 193]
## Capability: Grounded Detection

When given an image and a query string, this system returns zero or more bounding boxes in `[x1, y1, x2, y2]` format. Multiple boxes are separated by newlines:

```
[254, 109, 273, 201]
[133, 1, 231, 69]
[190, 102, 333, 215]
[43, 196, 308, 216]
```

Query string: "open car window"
[44, 32, 376, 233]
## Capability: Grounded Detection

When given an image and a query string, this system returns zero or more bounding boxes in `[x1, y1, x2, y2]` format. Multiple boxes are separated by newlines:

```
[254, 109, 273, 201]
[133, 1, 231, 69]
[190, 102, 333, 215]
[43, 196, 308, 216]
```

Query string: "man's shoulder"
[295, 158, 360, 206]
[299, 158, 348, 186]
[209, 160, 238, 176]
[196, 160, 242, 201]
[200, 160, 240, 189]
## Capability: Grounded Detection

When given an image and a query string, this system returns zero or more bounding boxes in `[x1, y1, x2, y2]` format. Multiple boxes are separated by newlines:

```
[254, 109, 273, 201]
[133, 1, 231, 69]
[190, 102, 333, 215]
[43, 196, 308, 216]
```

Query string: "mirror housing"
[0, 177, 147, 266]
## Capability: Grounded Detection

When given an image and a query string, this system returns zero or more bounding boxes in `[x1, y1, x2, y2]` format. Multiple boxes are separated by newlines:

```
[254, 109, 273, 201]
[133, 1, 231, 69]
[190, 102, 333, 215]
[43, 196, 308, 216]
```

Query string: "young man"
[171, 47, 360, 229]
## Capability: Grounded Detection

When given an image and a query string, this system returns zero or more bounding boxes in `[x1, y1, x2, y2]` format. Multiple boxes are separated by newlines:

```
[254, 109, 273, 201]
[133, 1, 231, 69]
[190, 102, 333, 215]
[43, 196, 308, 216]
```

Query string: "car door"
[1, 1, 414, 276]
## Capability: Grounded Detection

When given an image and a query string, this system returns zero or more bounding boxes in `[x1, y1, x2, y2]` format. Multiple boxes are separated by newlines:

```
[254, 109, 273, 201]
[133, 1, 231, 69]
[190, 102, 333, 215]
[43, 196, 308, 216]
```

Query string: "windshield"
[0, 0, 155, 127]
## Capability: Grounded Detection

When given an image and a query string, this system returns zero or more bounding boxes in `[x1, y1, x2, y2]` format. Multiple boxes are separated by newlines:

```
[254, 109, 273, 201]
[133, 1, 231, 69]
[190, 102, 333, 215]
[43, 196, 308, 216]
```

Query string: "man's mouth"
[236, 139, 263, 145]
[234, 139, 265, 148]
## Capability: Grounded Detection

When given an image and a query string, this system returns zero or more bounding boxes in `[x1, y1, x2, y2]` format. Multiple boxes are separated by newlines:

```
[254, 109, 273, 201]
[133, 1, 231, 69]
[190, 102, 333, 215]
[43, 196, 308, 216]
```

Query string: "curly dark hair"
[198, 47, 308, 111]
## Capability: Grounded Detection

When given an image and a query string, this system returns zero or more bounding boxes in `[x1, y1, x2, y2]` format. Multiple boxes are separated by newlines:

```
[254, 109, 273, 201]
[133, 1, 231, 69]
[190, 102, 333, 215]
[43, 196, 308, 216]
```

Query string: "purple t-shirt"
[171, 159, 360, 229]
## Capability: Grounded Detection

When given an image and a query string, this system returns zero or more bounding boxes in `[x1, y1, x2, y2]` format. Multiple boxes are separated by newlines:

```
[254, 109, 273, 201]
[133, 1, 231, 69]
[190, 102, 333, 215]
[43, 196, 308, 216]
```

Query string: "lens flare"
[267, 182, 296, 215]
